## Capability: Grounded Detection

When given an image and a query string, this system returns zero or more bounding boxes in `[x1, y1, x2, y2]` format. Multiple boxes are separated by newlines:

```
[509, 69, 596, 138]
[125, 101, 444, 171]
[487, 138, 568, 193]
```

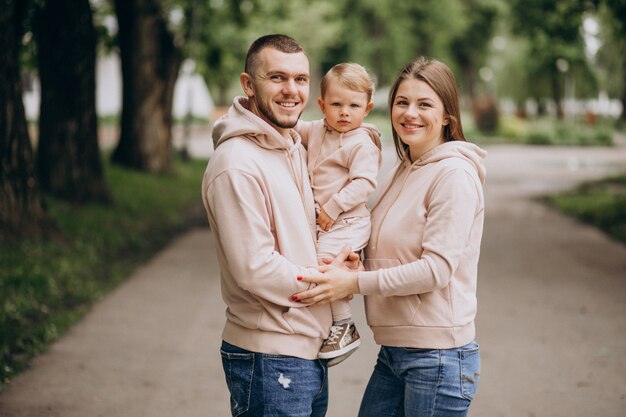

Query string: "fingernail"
[291, 295, 298, 301]
[297, 276, 302, 281]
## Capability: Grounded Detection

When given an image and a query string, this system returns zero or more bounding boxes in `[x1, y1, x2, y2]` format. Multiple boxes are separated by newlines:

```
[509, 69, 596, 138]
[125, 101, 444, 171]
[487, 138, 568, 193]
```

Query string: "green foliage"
[471, 116, 615, 146]
[0, 158, 207, 386]
[509, 0, 595, 112]
[547, 172, 626, 244]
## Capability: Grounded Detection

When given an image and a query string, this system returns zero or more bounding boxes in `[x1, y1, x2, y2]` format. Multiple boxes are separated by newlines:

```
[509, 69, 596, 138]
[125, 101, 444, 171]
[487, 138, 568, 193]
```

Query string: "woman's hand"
[292, 247, 360, 304]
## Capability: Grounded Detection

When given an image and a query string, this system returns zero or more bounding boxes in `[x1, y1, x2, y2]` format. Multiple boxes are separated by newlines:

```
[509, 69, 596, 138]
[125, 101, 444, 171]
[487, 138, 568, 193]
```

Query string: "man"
[201, 34, 332, 417]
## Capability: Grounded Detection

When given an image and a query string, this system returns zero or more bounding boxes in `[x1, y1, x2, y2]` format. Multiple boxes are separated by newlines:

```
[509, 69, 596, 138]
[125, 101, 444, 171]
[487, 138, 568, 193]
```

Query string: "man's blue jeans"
[220, 341, 328, 417]
[358, 341, 480, 417]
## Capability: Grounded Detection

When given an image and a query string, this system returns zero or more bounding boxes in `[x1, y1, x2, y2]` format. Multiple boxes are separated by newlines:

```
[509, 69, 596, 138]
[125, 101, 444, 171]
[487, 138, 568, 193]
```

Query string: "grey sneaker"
[319, 321, 361, 367]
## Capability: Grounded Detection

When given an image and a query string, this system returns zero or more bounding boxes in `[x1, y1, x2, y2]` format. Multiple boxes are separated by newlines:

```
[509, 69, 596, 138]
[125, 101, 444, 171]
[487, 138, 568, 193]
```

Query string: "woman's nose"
[405, 103, 419, 117]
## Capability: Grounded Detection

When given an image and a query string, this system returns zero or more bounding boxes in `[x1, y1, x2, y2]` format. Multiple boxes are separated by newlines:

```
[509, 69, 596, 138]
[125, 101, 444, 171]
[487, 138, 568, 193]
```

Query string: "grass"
[469, 115, 615, 147]
[545, 172, 626, 245]
[0, 157, 208, 387]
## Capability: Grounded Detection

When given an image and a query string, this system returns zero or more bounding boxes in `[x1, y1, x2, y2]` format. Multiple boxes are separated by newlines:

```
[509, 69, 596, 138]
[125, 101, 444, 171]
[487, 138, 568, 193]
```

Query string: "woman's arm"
[293, 247, 361, 304]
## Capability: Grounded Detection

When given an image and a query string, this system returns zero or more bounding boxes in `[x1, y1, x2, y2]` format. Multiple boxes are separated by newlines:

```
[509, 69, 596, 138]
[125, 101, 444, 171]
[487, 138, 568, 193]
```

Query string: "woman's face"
[391, 79, 448, 161]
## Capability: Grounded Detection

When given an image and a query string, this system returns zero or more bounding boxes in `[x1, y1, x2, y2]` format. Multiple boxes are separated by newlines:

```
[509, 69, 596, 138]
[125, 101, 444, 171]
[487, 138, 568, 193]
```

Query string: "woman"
[294, 56, 487, 416]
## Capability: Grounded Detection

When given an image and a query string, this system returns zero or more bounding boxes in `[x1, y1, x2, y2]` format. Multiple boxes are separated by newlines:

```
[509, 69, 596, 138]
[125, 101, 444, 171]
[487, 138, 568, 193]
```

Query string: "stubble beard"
[255, 94, 302, 130]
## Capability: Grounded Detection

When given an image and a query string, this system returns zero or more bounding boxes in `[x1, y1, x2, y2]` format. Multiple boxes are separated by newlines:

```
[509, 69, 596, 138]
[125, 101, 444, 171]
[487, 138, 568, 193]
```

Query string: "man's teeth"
[279, 102, 296, 108]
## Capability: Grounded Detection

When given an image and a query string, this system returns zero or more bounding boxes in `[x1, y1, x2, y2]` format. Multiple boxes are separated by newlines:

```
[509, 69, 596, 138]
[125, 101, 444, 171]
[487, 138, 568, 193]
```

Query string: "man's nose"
[283, 78, 297, 95]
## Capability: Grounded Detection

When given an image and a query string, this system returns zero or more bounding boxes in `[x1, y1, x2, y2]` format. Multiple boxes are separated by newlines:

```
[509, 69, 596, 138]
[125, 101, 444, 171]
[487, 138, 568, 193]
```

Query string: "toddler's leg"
[330, 299, 352, 323]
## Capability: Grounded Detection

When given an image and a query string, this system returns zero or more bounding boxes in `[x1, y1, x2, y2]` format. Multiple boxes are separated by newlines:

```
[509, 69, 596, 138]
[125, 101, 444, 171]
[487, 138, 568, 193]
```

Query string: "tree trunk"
[34, 0, 112, 203]
[551, 71, 564, 120]
[619, 73, 626, 124]
[0, 0, 54, 241]
[112, 0, 182, 173]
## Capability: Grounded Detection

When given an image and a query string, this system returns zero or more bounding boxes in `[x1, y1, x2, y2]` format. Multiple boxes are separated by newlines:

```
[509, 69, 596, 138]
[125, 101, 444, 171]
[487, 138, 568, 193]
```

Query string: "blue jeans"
[358, 341, 480, 417]
[220, 341, 328, 417]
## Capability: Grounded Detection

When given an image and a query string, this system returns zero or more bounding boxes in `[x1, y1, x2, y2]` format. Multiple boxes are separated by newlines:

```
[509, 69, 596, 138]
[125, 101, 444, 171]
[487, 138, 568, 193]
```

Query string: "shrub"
[472, 97, 500, 135]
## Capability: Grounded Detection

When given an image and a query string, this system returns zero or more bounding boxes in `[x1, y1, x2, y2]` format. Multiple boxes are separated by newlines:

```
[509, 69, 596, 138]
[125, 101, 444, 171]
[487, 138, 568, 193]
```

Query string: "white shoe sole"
[318, 338, 361, 360]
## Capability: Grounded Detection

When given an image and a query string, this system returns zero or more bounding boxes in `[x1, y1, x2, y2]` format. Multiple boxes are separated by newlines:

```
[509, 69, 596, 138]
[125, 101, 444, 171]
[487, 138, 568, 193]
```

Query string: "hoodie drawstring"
[285, 148, 318, 247]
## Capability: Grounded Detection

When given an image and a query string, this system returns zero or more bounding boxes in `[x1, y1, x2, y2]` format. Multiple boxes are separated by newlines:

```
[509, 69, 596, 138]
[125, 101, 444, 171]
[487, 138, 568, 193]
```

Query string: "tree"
[450, 0, 499, 102]
[600, 0, 626, 122]
[34, 0, 112, 203]
[510, 0, 593, 119]
[112, 0, 182, 173]
[0, 0, 53, 241]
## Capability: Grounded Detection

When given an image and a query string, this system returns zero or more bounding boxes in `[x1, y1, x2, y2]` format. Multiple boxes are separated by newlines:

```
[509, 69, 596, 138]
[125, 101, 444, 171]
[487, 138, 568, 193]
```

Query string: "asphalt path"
[1, 134, 625, 417]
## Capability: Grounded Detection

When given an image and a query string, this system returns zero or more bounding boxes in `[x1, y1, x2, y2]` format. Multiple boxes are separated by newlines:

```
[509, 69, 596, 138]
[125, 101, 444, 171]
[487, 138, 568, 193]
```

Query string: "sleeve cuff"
[322, 198, 343, 220]
[357, 270, 380, 295]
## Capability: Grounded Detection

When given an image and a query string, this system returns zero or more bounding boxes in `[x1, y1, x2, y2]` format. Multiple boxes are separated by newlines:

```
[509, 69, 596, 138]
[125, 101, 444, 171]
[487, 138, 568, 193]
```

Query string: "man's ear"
[240, 72, 255, 97]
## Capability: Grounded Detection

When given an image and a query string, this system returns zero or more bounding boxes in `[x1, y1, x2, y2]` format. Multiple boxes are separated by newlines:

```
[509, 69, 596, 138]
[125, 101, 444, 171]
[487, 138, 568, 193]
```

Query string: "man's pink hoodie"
[202, 97, 331, 359]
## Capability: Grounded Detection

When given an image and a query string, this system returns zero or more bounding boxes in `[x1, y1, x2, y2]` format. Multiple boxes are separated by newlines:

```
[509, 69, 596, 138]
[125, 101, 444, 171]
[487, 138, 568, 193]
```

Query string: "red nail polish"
[292, 295, 298, 301]
[297, 276, 302, 281]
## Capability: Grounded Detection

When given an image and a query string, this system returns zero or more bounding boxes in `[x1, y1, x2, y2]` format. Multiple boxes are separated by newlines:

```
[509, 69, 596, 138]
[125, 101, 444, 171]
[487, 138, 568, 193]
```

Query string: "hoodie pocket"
[363, 258, 421, 327]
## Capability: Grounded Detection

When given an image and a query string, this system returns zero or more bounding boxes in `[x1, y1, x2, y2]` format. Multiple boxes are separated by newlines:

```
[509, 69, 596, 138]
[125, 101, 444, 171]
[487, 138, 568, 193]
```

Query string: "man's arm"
[206, 168, 318, 307]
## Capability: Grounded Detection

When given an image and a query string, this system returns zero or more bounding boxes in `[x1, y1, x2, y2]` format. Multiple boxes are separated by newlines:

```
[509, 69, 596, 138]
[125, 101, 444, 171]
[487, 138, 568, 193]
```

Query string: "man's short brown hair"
[245, 34, 304, 77]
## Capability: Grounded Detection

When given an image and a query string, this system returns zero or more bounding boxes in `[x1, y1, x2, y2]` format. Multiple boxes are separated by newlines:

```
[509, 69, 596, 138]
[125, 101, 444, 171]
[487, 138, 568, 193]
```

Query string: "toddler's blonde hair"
[320, 63, 375, 102]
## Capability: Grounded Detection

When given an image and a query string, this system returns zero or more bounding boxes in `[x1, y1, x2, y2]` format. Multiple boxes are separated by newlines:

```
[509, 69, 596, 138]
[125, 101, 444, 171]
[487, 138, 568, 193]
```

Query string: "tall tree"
[602, 0, 626, 122]
[34, 0, 112, 203]
[0, 0, 52, 240]
[112, 0, 182, 173]
[510, 0, 592, 119]
[450, 0, 499, 102]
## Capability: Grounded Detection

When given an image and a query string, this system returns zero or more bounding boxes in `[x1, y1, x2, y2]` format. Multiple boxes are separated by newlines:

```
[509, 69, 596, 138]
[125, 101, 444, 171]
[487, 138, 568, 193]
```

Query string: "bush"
[525, 129, 553, 145]
[472, 97, 500, 135]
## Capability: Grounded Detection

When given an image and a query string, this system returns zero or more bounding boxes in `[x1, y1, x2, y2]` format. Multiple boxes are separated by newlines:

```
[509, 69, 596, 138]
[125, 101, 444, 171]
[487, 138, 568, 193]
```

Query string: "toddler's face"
[317, 79, 373, 133]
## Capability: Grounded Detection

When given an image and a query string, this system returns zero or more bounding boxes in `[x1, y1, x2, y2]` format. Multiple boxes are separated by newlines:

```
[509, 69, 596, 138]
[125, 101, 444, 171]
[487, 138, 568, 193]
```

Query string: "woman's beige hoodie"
[358, 141, 487, 349]
[202, 97, 332, 359]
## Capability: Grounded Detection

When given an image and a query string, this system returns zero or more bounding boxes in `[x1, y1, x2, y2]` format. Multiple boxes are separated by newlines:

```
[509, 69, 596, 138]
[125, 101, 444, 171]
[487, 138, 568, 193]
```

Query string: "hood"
[404, 141, 487, 184]
[321, 119, 382, 151]
[212, 96, 302, 153]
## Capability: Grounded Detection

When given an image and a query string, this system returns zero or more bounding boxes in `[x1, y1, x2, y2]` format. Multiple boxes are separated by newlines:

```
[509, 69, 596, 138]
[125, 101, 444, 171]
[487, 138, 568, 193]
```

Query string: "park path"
[1, 133, 625, 417]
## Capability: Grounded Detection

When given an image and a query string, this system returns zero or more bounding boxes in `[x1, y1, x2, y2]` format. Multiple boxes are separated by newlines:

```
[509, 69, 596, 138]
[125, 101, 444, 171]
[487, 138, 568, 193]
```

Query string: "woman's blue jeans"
[220, 341, 328, 417]
[358, 341, 480, 417]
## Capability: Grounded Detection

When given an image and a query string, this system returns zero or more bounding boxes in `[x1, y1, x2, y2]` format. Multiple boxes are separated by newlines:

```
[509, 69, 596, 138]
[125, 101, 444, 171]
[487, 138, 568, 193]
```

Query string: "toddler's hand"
[317, 209, 335, 231]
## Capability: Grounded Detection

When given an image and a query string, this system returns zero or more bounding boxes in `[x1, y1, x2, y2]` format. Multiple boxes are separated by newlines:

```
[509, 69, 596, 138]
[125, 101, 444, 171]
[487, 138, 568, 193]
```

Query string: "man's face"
[242, 48, 310, 135]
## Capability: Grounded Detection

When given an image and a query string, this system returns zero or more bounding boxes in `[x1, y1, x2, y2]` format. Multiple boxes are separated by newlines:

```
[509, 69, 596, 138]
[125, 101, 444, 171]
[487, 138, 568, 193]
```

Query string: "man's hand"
[292, 246, 360, 304]
[317, 209, 335, 231]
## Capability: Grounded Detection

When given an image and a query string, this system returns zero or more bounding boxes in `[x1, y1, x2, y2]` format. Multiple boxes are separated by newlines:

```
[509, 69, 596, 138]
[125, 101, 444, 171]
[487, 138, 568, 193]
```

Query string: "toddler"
[297, 63, 381, 366]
